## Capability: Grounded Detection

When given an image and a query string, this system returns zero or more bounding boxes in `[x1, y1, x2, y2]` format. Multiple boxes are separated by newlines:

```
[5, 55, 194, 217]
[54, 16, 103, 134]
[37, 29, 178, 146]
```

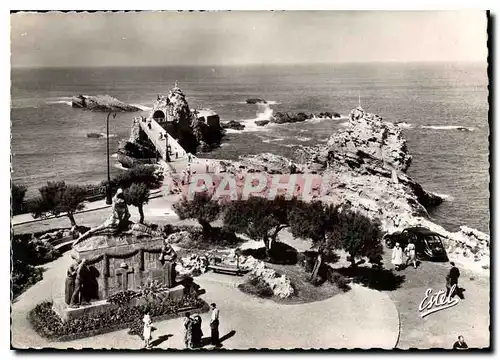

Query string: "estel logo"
[418, 285, 459, 318]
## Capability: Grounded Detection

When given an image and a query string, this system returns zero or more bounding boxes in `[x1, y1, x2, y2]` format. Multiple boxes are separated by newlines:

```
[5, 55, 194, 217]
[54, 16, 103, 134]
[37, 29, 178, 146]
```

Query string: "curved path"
[11, 253, 400, 350]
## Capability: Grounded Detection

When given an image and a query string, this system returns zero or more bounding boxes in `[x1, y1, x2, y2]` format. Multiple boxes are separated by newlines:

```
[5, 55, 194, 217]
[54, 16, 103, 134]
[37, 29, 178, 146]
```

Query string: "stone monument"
[53, 189, 183, 320]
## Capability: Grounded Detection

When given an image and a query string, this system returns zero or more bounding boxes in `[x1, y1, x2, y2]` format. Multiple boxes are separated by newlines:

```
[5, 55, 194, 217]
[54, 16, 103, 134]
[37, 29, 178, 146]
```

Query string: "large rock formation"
[327, 107, 412, 172]
[179, 107, 489, 273]
[118, 85, 224, 166]
[72, 95, 141, 112]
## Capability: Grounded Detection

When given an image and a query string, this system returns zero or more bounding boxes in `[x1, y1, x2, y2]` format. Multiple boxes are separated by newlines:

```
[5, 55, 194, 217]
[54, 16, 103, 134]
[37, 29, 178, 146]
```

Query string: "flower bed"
[28, 295, 208, 342]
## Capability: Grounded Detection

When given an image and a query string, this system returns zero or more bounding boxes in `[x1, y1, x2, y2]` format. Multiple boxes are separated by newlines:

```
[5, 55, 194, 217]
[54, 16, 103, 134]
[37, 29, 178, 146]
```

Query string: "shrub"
[107, 290, 138, 307]
[328, 270, 351, 292]
[11, 260, 44, 298]
[11, 183, 27, 215]
[11, 234, 60, 298]
[238, 275, 274, 298]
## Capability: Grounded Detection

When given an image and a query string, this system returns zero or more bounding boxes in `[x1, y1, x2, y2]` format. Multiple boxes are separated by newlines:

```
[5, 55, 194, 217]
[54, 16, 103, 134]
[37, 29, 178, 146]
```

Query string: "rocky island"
[72, 94, 141, 112]
[117, 84, 224, 168]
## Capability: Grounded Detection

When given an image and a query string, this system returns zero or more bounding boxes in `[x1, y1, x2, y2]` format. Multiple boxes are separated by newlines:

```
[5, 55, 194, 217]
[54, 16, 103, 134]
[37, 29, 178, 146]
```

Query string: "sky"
[10, 11, 488, 67]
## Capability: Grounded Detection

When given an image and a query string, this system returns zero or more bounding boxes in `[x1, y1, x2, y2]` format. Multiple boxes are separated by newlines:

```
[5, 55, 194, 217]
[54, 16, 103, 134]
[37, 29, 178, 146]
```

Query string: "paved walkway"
[11, 252, 400, 350]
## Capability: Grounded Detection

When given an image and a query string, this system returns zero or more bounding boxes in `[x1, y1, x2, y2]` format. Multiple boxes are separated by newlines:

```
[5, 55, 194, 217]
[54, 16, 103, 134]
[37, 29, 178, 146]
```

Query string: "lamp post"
[105, 112, 117, 205]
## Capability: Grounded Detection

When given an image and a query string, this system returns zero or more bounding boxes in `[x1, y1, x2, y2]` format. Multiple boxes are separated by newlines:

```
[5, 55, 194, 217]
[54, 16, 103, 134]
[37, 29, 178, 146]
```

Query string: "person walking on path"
[210, 303, 220, 347]
[143, 314, 153, 349]
[405, 240, 417, 269]
[192, 314, 203, 348]
[183, 312, 194, 349]
[391, 242, 403, 271]
[205, 159, 210, 173]
[453, 335, 468, 350]
[447, 262, 462, 298]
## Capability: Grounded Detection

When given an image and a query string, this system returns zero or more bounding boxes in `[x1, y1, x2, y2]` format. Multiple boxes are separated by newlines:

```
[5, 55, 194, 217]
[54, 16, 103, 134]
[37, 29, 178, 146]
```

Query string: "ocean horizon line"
[11, 60, 486, 70]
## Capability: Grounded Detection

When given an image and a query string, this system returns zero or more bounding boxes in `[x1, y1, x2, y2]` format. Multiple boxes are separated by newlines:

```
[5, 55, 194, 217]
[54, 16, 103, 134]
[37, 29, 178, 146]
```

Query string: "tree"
[29, 181, 87, 227]
[173, 192, 221, 240]
[223, 195, 296, 257]
[108, 165, 161, 190]
[288, 201, 341, 282]
[329, 207, 383, 267]
[124, 183, 150, 224]
[11, 183, 27, 215]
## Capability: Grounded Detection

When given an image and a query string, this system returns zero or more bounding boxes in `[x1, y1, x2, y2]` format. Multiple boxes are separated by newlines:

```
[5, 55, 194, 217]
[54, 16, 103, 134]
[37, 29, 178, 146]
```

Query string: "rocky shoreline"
[164, 106, 489, 273]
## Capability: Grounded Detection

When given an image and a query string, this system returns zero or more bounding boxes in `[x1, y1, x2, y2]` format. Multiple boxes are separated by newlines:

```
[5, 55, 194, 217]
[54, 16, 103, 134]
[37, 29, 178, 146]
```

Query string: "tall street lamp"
[106, 112, 117, 205]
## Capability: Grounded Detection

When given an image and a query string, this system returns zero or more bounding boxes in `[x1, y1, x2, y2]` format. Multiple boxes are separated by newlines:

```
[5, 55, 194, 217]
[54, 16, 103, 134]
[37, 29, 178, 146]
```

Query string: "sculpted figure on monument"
[159, 239, 178, 288]
[73, 188, 131, 246]
[69, 258, 88, 308]
[159, 240, 177, 264]
[65, 256, 80, 305]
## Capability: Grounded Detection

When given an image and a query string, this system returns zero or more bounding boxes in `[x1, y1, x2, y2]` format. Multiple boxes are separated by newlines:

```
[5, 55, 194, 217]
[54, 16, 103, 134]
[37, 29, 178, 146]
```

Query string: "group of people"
[142, 302, 220, 350]
[391, 240, 417, 271]
[183, 302, 220, 349]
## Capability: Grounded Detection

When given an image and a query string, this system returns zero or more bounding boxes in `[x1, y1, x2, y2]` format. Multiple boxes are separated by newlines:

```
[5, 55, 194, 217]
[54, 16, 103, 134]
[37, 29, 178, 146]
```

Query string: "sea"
[10, 63, 489, 233]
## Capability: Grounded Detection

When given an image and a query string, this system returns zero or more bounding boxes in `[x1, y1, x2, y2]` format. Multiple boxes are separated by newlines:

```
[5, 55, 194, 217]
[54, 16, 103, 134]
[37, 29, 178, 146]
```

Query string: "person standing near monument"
[143, 313, 153, 349]
[192, 314, 203, 348]
[183, 312, 193, 349]
[210, 303, 220, 347]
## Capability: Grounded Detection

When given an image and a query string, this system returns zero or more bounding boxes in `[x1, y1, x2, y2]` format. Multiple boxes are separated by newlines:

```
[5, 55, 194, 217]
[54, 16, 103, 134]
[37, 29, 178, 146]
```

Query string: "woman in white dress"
[143, 314, 153, 349]
[391, 242, 403, 271]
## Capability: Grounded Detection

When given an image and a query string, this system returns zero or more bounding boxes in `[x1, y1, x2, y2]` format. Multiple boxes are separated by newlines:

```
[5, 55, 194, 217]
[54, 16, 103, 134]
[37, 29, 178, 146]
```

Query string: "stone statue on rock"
[73, 188, 131, 246]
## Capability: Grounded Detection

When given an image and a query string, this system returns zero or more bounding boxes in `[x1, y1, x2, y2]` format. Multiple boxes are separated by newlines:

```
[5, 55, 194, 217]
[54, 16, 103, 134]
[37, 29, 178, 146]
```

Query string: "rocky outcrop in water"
[255, 120, 270, 126]
[222, 120, 245, 130]
[253, 111, 342, 126]
[72, 95, 141, 112]
[246, 98, 267, 104]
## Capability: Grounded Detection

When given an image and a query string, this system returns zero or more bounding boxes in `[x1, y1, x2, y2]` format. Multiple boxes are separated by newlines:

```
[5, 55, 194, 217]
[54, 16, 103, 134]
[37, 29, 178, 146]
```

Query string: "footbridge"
[137, 117, 190, 164]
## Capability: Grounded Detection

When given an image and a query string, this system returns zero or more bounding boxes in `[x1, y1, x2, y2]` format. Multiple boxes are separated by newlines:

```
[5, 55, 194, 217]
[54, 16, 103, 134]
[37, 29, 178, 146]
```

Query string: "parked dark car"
[384, 227, 449, 262]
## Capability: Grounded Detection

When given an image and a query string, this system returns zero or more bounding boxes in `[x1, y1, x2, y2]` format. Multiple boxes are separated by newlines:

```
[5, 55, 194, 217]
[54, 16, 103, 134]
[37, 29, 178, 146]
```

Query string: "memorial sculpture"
[73, 188, 131, 246]
[58, 188, 183, 316]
